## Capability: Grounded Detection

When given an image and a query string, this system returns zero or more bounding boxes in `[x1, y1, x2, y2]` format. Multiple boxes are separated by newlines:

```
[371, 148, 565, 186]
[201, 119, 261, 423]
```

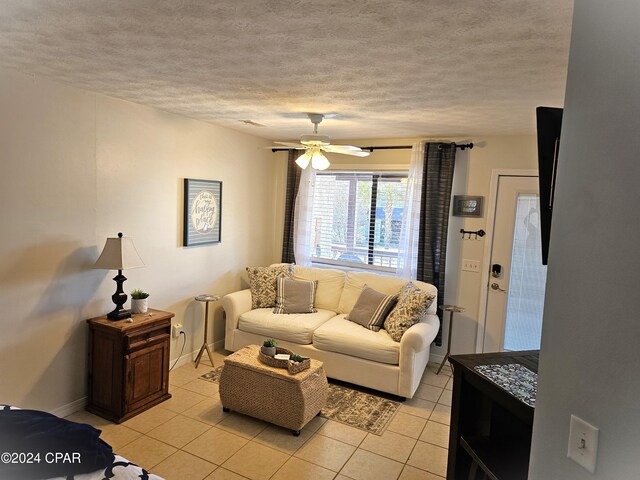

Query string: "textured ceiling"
[0, 0, 573, 140]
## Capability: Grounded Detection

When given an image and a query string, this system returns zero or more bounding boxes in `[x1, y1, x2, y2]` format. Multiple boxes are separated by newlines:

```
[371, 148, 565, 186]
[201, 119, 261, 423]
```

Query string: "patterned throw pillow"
[273, 277, 318, 314]
[246, 265, 293, 309]
[384, 282, 435, 342]
[346, 286, 397, 332]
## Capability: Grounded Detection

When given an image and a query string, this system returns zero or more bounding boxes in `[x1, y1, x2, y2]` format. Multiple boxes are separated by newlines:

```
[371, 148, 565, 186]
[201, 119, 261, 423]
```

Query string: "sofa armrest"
[400, 314, 439, 354]
[222, 289, 252, 346]
[398, 313, 440, 398]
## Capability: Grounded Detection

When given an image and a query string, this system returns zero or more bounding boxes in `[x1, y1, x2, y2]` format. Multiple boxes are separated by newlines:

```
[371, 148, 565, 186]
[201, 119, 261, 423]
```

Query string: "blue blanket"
[0, 406, 114, 479]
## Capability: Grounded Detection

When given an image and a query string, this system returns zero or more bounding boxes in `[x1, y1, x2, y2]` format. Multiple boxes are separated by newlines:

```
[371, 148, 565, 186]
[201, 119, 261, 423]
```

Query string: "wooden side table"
[437, 304, 465, 375]
[194, 294, 220, 368]
[86, 309, 174, 423]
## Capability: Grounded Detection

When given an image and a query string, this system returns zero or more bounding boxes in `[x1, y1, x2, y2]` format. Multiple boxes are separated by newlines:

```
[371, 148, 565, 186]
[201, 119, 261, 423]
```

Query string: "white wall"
[0, 68, 279, 413]
[530, 2, 640, 478]
[272, 135, 538, 360]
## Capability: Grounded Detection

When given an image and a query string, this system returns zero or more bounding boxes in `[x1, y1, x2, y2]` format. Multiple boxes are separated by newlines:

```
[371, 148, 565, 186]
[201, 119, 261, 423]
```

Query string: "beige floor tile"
[400, 398, 436, 420]
[335, 476, 353, 480]
[169, 365, 203, 387]
[98, 423, 142, 450]
[360, 430, 417, 463]
[222, 441, 289, 480]
[427, 363, 451, 377]
[407, 441, 448, 477]
[444, 377, 453, 391]
[429, 404, 450, 426]
[420, 370, 449, 388]
[271, 456, 336, 480]
[437, 389, 452, 407]
[387, 412, 427, 440]
[216, 412, 269, 439]
[116, 435, 177, 469]
[205, 467, 251, 479]
[340, 449, 403, 480]
[413, 383, 444, 403]
[65, 410, 113, 428]
[152, 450, 216, 480]
[254, 424, 315, 454]
[183, 396, 227, 426]
[295, 434, 356, 472]
[317, 420, 367, 446]
[147, 414, 211, 448]
[419, 421, 449, 448]
[304, 414, 328, 433]
[161, 386, 208, 413]
[398, 465, 445, 480]
[184, 426, 249, 465]
[182, 377, 221, 396]
[122, 406, 178, 433]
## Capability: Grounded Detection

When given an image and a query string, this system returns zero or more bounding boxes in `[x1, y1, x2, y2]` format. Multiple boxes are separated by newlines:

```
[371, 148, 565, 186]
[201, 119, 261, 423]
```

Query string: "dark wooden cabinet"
[86, 309, 173, 423]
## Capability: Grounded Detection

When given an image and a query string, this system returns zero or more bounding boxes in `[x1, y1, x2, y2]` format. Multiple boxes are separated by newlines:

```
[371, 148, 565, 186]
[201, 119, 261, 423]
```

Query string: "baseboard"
[50, 396, 87, 418]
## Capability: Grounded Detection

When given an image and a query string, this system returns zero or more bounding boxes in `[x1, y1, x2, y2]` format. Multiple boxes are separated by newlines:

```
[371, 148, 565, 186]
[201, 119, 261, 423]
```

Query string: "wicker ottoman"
[219, 345, 328, 435]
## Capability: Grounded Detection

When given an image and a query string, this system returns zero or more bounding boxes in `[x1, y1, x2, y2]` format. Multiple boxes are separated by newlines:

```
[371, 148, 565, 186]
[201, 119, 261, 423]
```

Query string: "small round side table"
[437, 304, 465, 375]
[195, 294, 220, 368]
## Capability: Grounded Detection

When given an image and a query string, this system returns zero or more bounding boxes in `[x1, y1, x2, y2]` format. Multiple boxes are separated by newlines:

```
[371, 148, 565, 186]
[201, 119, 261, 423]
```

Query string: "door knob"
[491, 282, 506, 292]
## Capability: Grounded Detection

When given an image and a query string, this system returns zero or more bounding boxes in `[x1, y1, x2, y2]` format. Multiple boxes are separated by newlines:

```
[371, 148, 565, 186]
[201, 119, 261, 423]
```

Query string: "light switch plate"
[567, 414, 599, 473]
[462, 259, 480, 273]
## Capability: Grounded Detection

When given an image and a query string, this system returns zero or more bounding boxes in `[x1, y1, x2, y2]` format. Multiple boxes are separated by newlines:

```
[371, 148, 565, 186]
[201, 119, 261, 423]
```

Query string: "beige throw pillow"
[273, 277, 318, 314]
[246, 264, 293, 309]
[384, 282, 435, 342]
[346, 286, 397, 332]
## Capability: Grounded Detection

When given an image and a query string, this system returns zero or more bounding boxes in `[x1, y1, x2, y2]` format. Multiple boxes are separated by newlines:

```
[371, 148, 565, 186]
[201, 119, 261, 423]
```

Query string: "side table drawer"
[125, 324, 170, 352]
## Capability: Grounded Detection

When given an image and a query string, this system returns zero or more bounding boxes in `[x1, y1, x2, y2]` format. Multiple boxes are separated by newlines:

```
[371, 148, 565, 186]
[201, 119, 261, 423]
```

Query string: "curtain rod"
[270, 142, 473, 153]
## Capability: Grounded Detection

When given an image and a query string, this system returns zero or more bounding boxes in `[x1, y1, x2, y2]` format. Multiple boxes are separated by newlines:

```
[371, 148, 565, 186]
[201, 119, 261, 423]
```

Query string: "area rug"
[199, 366, 400, 435]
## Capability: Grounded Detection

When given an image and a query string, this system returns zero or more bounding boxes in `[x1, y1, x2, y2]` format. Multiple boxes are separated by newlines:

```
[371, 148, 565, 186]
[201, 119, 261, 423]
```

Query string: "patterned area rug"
[199, 366, 400, 435]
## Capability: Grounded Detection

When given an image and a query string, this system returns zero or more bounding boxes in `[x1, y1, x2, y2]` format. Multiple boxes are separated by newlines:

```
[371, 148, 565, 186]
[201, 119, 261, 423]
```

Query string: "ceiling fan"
[271, 113, 370, 170]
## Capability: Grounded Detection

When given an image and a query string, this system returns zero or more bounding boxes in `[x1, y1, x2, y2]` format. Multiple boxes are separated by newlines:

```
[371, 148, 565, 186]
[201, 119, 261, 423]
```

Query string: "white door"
[482, 175, 548, 352]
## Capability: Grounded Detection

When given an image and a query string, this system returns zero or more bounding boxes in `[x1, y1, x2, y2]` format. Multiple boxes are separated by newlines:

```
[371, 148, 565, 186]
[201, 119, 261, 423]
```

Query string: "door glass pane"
[503, 194, 547, 351]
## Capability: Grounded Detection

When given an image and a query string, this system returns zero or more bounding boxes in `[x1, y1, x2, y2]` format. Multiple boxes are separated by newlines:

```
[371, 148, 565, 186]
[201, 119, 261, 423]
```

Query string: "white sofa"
[223, 266, 439, 399]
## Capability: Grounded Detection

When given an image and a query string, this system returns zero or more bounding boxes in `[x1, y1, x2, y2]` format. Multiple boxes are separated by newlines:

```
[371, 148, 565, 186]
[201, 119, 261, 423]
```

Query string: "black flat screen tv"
[536, 106, 563, 265]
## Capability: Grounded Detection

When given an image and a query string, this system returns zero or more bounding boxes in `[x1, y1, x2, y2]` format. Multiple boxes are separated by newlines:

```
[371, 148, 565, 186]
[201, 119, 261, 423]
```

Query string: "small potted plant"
[288, 353, 310, 374]
[261, 338, 277, 357]
[130, 289, 150, 314]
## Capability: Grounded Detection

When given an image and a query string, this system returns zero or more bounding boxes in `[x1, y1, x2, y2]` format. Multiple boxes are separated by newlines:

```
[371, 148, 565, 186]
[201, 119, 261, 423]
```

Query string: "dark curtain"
[417, 142, 457, 346]
[281, 150, 302, 263]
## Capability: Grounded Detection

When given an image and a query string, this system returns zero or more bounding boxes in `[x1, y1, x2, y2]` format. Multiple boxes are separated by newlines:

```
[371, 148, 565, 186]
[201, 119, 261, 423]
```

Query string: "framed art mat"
[183, 178, 222, 246]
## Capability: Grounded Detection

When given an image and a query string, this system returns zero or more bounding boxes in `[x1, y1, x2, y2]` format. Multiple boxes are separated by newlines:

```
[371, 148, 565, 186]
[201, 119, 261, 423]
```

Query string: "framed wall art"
[452, 195, 484, 217]
[183, 178, 222, 246]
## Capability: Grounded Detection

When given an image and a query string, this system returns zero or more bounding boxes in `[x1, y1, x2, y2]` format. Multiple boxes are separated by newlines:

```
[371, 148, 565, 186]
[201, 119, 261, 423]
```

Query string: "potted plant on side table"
[131, 289, 150, 314]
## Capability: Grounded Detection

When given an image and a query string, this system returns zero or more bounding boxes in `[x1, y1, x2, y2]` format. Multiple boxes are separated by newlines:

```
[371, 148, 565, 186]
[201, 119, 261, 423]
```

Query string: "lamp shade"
[311, 151, 330, 170]
[94, 233, 145, 270]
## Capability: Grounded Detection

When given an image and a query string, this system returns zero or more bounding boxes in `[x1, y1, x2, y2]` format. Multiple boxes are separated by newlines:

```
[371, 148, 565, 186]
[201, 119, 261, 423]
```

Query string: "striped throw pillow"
[346, 286, 398, 331]
[273, 277, 318, 314]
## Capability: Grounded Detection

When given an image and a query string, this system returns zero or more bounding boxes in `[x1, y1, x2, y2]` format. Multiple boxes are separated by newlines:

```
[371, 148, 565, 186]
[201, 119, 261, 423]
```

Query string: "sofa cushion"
[246, 264, 293, 309]
[338, 271, 438, 315]
[239, 308, 335, 344]
[273, 277, 318, 314]
[293, 266, 345, 312]
[313, 315, 400, 364]
[346, 286, 397, 332]
[384, 282, 436, 342]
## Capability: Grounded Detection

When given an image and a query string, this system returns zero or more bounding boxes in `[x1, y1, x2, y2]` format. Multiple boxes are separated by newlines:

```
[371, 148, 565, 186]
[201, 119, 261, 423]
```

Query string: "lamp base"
[107, 308, 131, 321]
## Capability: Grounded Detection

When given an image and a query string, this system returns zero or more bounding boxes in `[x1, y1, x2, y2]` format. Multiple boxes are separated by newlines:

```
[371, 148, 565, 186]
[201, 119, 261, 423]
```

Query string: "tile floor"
[67, 351, 453, 480]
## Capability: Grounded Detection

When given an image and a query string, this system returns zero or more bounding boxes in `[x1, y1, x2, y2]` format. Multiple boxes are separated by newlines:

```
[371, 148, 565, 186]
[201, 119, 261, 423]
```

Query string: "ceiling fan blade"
[322, 145, 370, 157]
[273, 141, 306, 148]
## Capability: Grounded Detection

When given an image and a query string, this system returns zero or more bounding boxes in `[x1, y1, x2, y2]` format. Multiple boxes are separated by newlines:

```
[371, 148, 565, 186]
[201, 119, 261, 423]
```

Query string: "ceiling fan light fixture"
[311, 150, 330, 170]
[295, 151, 312, 169]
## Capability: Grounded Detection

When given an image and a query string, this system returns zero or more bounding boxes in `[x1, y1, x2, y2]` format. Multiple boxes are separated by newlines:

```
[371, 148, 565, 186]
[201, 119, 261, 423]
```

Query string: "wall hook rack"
[460, 228, 485, 239]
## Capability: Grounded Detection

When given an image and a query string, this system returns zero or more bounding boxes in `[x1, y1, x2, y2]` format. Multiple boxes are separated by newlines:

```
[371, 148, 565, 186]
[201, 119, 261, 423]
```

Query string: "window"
[310, 171, 408, 272]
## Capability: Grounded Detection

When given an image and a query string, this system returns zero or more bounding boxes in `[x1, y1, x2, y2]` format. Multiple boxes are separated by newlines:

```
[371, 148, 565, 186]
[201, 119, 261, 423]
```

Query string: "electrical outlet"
[568, 414, 599, 473]
[462, 259, 480, 273]
[172, 324, 183, 338]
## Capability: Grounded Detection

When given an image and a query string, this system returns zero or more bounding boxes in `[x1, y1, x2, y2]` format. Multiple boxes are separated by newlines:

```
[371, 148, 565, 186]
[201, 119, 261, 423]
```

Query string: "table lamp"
[94, 232, 145, 320]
